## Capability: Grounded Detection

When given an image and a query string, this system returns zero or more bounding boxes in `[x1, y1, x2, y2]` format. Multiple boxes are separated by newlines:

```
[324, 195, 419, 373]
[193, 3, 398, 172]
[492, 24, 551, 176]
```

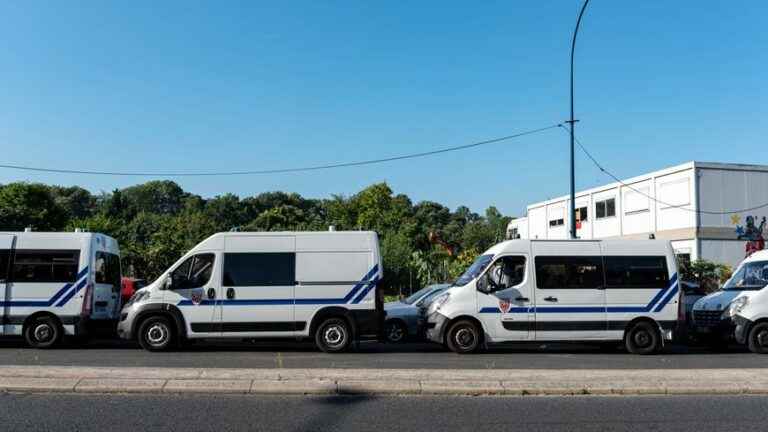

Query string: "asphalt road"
[1, 393, 766, 432]
[0, 337, 764, 369]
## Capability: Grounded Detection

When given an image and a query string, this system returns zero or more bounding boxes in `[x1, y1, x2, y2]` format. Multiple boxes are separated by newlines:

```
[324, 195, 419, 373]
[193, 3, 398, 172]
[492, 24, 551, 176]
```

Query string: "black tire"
[625, 321, 662, 355]
[137, 316, 175, 352]
[315, 317, 352, 353]
[446, 319, 482, 354]
[747, 322, 768, 354]
[23, 316, 62, 349]
[384, 320, 408, 343]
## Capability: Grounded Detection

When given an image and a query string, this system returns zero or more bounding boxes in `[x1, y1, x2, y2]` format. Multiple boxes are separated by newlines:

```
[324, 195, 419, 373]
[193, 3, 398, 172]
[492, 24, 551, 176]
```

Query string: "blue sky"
[1, 1, 766, 216]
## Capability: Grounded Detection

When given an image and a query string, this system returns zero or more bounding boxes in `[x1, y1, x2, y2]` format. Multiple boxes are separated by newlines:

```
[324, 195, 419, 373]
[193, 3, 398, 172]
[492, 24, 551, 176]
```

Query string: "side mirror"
[162, 276, 173, 291]
[476, 275, 489, 294]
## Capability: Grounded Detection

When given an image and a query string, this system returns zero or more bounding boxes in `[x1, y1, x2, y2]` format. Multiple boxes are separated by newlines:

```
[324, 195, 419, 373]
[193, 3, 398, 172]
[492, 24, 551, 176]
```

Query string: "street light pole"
[567, 0, 590, 239]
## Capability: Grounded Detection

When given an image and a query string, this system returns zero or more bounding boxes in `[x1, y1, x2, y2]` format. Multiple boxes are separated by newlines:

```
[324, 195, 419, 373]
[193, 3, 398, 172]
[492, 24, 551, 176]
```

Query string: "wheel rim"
[454, 326, 476, 350]
[33, 324, 54, 343]
[757, 329, 768, 348]
[387, 324, 404, 342]
[323, 324, 347, 349]
[633, 330, 652, 348]
[146, 323, 169, 347]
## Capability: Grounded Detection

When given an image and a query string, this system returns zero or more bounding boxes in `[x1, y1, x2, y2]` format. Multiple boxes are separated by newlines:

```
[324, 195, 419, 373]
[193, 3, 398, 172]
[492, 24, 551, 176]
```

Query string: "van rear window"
[223, 253, 295, 287]
[12, 250, 80, 283]
[95, 252, 121, 286]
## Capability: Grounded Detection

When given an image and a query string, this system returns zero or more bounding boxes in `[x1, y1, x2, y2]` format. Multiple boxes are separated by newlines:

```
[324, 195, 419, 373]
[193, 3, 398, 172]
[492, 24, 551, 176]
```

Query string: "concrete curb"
[0, 366, 766, 396]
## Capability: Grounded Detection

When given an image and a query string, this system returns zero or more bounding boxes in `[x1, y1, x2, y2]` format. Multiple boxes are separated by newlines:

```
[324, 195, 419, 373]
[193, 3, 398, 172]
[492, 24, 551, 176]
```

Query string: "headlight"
[427, 292, 450, 315]
[127, 290, 149, 305]
[724, 297, 749, 318]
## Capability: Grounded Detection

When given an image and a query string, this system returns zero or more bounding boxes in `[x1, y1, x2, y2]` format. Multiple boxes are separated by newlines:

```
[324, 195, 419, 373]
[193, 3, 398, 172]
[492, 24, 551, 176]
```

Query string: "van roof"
[742, 250, 768, 264]
[485, 238, 672, 255]
[0, 231, 116, 240]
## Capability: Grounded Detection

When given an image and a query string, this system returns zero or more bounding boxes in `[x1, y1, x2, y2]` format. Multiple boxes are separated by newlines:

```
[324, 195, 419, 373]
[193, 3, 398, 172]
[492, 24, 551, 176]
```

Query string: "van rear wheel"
[747, 322, 768, 354]
[625, 321, 661, 355]
[24, 316, 62, 349]
[446, 320, 481, 354]
[137, 316, 175, 352]
[315, 318, 352, 353]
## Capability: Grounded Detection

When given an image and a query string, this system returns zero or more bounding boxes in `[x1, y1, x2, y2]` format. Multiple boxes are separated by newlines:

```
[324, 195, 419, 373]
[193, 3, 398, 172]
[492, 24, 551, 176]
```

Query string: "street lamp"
[567, 0, 590, 239]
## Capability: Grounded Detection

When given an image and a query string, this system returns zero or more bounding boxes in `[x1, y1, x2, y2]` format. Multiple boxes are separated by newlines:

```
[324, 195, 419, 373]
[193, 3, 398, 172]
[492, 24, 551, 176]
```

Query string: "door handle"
[226, 288, 235, 300]
[515, 297, 529, 302]
[207, 288, 216, 300]
[544, 296, 558, 302]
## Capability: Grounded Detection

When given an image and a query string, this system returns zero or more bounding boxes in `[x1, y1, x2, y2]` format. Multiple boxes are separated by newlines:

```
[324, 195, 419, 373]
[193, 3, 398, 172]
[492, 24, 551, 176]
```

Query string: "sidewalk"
[0, 366, 766, 396]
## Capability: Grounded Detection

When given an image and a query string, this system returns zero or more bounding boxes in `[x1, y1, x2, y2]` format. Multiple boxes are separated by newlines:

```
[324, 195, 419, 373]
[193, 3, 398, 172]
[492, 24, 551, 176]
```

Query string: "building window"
[595, 198, 616, 219]
[508, 227, 519, 240]
[576, 206, 588, 221]
[549, 218, 565, 227]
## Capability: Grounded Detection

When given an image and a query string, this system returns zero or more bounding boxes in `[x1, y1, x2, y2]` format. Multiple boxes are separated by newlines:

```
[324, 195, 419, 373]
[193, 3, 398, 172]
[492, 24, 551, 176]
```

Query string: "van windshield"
[723, 261, 768, 291]
[453, 254, 493, 287]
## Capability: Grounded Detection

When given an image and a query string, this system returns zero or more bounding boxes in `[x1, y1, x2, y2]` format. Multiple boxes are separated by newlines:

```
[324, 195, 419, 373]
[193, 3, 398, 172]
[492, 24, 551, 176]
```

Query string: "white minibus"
[0, 230, 122, 348]
[118, 231, 383, 352]
[426, 239, 679, 354]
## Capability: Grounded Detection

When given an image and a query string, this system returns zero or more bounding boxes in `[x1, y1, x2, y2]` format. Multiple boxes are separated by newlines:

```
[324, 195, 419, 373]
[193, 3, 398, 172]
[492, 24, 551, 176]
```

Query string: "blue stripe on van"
[478, 273, 679, 314]
[0, 267, 89, 308]
[177, 265, 380, 307]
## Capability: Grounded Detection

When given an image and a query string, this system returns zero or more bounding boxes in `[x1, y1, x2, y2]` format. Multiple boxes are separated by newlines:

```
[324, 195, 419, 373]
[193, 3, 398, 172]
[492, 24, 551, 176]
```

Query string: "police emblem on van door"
[191, 290, 203, 305]
[499, 299, 511, 313]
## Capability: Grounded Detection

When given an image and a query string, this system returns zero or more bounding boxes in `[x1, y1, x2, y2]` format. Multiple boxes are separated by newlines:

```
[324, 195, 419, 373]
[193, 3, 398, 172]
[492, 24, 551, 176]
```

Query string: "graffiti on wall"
[733, 214, 767, 257]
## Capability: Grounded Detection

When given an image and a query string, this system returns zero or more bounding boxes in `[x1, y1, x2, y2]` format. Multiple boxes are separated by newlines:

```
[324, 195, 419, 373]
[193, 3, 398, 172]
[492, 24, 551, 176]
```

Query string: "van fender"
[131, 303, 188, 340]
[308, 306, 357, 340]
[441, 314, 489, 347]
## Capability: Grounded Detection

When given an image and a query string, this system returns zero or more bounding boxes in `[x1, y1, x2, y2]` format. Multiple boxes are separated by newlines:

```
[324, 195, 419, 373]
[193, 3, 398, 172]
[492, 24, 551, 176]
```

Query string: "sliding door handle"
[544, 296, 558, 302]
[515, 297, 529, 302]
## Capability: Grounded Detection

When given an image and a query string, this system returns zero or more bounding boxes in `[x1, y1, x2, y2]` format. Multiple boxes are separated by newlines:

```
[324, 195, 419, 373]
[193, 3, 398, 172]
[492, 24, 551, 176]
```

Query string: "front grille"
[693, 310, 724, 327]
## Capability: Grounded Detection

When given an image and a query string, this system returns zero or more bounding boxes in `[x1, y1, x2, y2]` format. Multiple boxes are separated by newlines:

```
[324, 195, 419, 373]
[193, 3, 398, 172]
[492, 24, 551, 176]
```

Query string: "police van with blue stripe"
[118, 231, 383, 352]
[426, 239, 679, 354]
[0, 230, 122, 348]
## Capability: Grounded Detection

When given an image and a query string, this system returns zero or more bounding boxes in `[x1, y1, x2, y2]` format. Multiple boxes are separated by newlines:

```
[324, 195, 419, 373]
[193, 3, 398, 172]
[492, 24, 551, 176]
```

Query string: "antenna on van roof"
[24, 227, 32, 232]
[230, 227, 241, 232]
[649, 233, 656, 240]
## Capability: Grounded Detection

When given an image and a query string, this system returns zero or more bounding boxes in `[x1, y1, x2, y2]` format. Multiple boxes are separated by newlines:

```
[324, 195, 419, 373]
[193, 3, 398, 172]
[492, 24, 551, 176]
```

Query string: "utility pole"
[567, 0, 590, 239]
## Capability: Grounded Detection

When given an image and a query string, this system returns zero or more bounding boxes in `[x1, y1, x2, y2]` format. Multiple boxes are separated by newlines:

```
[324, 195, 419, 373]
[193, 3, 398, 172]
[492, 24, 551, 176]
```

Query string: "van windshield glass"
[723, 261, 768, 291]
[453, 254, 493, 287]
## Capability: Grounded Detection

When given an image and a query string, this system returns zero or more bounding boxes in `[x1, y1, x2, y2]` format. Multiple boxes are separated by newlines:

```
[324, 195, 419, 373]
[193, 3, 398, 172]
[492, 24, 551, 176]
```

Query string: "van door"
[476, 254, 532, 341]
[165, 252, 220, 336]
[532, 242, 607, 340]
[0, 235, 15, 335]
[93, 251, 122, 320]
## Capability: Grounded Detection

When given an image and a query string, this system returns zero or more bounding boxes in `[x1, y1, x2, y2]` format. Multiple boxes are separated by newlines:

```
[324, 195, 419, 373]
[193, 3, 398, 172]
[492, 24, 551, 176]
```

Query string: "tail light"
[81, 283, 94, 317]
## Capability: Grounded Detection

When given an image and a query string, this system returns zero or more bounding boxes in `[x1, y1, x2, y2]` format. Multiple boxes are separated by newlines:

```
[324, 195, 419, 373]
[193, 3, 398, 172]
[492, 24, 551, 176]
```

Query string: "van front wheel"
[137, 316, 175, 352]
[625, 321, 661, 355]
[24, 316, 62, 349]
[747, 322, 768, 354]
[315, 318, 351, 353]
[446, 320, 481, 354]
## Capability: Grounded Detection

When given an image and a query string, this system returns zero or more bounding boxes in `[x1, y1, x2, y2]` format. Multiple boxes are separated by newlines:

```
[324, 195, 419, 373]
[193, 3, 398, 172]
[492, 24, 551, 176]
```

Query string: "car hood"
[693, 290, 741, 311]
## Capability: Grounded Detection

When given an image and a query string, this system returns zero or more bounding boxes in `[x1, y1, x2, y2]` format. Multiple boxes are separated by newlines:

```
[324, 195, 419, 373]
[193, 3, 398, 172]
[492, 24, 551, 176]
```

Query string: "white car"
[691, 250, 768, 346]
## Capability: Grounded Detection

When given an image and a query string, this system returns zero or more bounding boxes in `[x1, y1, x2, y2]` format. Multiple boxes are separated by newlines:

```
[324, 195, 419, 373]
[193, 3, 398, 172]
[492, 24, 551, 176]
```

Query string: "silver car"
[384, 284, 449, 343]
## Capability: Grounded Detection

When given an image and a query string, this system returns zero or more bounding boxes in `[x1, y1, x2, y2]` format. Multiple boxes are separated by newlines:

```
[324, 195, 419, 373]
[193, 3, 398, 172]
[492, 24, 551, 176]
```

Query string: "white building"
[506, 161, 768, 268]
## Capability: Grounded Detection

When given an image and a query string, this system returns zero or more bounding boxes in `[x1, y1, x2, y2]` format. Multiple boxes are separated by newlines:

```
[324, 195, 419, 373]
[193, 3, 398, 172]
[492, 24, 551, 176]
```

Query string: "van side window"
[0, 250, 10, 282]
[223, 253, 295, 287]
[485, 256, 526, 292]
[11, 250, 80, 283]
[535, 256, 603, 289]
[171, 254, 215, 290]
[95, 252, 122, 287]
[604, 256, 668, 289]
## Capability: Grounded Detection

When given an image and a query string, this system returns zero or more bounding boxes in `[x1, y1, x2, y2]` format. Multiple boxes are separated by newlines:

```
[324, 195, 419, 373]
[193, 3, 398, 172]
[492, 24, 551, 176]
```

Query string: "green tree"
[0, 183, 67, 230]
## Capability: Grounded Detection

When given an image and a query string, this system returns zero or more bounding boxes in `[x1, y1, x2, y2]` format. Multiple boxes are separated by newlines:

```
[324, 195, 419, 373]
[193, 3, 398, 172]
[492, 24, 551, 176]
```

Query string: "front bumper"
[425, 312, 448, 344]
[733, 315, 753, 345]
[690, 310, 734, 339]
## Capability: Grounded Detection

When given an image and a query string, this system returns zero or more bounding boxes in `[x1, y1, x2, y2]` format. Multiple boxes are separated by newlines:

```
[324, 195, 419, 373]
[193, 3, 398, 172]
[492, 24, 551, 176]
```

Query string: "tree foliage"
[0, 180, 512, 294]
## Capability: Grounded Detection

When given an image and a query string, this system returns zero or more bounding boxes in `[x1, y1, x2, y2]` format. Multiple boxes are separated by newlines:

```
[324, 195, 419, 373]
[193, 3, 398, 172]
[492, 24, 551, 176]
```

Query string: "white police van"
[118, 231, 383, 352]
[691, 250, 768, 347]
[426, 239, 679, 354]
[0, 230, 122, 348]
